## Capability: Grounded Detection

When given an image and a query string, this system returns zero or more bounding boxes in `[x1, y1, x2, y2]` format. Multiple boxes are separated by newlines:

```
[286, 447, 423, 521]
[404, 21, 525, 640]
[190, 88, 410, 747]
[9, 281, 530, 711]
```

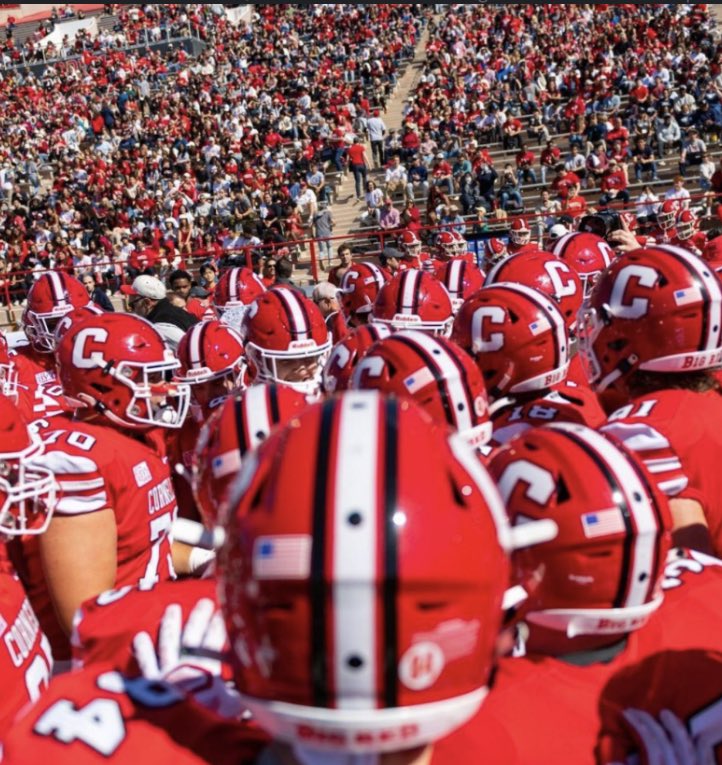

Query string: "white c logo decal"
[72, 328, 109, 370]
[471, 306, 506, 353]
[609, 265, 658, 320]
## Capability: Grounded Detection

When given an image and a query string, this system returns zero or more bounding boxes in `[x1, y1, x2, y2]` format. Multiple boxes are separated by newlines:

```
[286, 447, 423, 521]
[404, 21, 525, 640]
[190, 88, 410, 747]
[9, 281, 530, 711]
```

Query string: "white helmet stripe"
[48, 271, 67, 306]
[659, 245, 722, 354]
[229, 269, 241, 303]
[366, 262, 386, 287]
[551, 424, 660, 609]
[400, 269, 421, 314]
[332, 392, 380, 710]
[243, 385, 274, 450]
[275, 289, 310, 340]
[397, 330, 473, 434]
[447, 259, 464, 299]
[188, 323, 204, 368]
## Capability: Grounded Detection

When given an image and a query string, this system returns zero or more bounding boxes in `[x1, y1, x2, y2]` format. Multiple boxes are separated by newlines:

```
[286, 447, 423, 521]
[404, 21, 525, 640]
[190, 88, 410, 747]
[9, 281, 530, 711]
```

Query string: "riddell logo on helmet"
[296, 723, 420, 748]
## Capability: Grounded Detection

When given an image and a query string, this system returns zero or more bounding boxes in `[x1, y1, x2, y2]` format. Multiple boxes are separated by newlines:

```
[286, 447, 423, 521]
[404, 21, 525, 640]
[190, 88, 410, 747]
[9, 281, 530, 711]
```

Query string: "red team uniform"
[13, 346, 74, 423]
[0, 546, 53, 738]
[491, 382, 606, 445]
[71, 580, 225, 676]
[603, 389, 722, 555]
[0, 665, 267, 765]
[19, 418, 178, 660]
[434, 549, 722, 765]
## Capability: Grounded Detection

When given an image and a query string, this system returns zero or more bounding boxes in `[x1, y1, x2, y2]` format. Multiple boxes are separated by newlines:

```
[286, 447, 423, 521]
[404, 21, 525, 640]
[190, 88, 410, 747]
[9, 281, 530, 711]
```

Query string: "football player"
[452, 283, 605, 448]
[17, 312, 191, 664]
[580, 245, 722, 554]
[14, 272, 90, 423]
[0, 396, 55, 736]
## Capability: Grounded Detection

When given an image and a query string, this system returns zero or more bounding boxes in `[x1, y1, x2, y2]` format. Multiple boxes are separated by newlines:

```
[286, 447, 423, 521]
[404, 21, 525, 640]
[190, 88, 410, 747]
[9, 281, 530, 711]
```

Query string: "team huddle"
[0, 229, 721, 764]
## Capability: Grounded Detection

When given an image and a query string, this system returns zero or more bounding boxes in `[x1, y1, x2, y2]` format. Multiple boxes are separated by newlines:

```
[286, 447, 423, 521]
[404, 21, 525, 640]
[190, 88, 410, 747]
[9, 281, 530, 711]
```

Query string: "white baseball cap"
[120, 275, 167, 300]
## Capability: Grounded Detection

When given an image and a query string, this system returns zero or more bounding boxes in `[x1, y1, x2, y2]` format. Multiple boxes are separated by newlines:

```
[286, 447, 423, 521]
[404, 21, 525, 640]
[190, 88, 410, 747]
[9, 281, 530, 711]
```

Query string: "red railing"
[0, 190, 717, 310]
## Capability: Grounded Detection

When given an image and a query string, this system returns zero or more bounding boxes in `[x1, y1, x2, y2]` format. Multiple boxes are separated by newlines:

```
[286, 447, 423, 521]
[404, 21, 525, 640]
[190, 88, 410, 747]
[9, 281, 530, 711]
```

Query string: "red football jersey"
[671, 231, 707, 256]
[18, 417, 178, 661]
[0, 549, 53, 738]
[491, 382, 606, 446]
[165, 414, 202, 523]
[72, 579, 229, 679]
[13, 346, 74, 424]
[0, 664, 267, 765]
[602, 389, 722, 555]
[433, 549, 722, 765]
[596, 649, 722, 764]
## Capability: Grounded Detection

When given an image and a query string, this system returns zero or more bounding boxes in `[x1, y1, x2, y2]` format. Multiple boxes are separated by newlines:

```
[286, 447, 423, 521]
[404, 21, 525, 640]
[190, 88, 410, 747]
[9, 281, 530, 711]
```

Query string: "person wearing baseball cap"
[121, 275, 198, 341]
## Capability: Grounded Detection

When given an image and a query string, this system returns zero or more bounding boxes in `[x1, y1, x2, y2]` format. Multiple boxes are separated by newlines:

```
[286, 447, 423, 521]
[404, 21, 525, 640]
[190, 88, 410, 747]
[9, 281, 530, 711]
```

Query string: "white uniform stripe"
[333, 392, 379, 710]
[397, 331, 473, 434]
[552, 424, 660, 608]
[275, 289, 309, 340]
[243, 386, 274, 450]
[400, 269, 420, 314]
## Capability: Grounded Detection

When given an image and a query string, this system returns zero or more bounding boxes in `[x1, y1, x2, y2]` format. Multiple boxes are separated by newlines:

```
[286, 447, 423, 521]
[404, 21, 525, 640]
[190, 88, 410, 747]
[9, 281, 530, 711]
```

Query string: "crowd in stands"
[358, 4, 722, 255]
[0, 3, 426, 306]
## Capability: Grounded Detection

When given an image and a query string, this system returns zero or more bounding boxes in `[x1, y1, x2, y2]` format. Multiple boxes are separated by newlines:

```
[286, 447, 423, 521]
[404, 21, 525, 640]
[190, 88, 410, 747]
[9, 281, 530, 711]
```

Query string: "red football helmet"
[321, 323, 392, 394]
[214, 267, 267, 315]
[485, 250, 583, 332]
[338, 262, 387, 324]
[218, 391, 511, 755]
[372, 269, 454, 336]
[658, 199, 679, 232]
[452, 283, 570, 400]
[175, 320, 246, 411]
[57, 313, 191, 430]
[553, 232, 615, 298]
[23, 272, 91, 353]
[436, 230, 457, 259]
[242, 287, 332, 396]
[452, 230, 469, 256]
[0, 396, 56, 537]
[192, 383, 310, 528]
[489, 423, 671, 639]
[350, 330, 492, 448]
[0, 333, 18, 404]
[398, 229, 422, 261]
[436, 258, 485, 314]
[578, 245, 722, 410]
[52, 303, 105, 345]
[510, 217, 531, 247]
[483, 237, 509, 270]
[676, 209, 698, 241]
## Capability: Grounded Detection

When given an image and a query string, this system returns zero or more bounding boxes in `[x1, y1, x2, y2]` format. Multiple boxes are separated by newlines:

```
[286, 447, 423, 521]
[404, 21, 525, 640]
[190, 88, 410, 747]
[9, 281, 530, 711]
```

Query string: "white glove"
[622, 709, 701, 765]
[132, 598, 242, 719]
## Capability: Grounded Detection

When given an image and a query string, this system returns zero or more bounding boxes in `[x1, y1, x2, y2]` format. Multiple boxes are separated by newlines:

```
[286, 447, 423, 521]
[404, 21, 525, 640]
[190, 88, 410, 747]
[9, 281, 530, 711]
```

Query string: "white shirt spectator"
[367, 115, 387, 142]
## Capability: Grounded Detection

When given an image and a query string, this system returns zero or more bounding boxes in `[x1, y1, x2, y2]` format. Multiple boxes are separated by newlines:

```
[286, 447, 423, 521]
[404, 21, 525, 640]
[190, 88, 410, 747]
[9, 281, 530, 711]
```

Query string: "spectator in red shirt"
[540, 140, 561, 185]
[599, 159, 630, 207]
[551, 166, 581, 202]
[503, 116, 523, 150]
[516, 142, 537, 185]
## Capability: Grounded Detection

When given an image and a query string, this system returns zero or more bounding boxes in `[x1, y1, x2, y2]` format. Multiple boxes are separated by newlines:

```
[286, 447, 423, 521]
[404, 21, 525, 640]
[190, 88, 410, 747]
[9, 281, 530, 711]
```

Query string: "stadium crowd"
[0, 4, 722, 765]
